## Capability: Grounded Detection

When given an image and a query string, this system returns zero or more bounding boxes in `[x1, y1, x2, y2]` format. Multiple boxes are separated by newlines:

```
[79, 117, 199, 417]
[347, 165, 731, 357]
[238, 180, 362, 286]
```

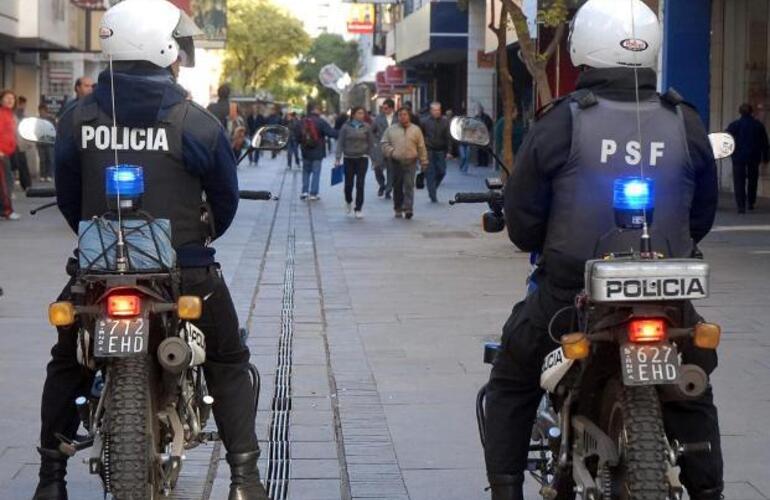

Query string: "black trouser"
[38, 144, 54, 179]
[10, 149, 31, 190]
[477, 146, 490, 167]
[391, 160, 416, 213]
[374, 158, 392, 192]
[732, 160, 760, 210]
[344, 157, 368, 211]
[484, 278, 723, 497]
[39, 265, 259, 455]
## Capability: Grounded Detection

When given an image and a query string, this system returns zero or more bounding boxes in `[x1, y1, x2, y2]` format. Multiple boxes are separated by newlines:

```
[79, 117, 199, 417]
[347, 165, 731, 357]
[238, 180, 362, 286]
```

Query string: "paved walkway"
[1, 153, 769, 499]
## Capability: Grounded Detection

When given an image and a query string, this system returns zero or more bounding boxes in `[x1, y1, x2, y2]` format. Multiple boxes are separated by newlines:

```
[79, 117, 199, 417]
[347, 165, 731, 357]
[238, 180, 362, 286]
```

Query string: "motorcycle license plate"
[620, 343, 679, 386]
[94, 317, 148, 357]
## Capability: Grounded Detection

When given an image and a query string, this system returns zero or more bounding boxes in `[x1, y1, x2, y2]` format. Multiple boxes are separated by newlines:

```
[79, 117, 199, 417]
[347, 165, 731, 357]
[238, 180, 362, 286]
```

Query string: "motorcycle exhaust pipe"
[157, 337, 192, 374]
[659, 364, 709, 401]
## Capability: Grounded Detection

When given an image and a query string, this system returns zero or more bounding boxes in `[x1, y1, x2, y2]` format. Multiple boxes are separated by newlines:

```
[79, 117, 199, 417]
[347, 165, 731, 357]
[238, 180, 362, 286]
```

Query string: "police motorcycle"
[20, 115, 288, 498]
[449, 115, 736, 499]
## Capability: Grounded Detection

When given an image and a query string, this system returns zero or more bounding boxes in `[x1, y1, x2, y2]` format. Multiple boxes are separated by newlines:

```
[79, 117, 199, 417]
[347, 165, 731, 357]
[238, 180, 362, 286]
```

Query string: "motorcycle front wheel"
[600, 379, 668, 500]
[103, 355, 160, 500]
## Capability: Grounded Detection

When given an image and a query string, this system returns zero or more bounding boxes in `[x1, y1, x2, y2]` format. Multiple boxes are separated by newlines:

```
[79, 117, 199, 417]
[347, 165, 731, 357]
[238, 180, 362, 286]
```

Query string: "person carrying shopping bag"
[335, 107, 375, 219]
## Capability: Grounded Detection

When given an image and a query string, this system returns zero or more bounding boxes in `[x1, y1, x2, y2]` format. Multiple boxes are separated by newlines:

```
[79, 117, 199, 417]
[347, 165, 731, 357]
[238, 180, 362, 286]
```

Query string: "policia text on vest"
[81, 125, 170, 152]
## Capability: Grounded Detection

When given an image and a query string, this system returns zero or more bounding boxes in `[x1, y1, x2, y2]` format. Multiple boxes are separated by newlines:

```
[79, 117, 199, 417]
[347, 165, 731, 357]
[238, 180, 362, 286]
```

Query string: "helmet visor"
[174, 11, 201, 68]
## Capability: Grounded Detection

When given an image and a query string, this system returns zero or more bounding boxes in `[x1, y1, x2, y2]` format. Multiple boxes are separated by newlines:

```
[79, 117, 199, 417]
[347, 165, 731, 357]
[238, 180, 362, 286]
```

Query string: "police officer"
[483, 1, 723, 499]
[33, 1, 268, 499]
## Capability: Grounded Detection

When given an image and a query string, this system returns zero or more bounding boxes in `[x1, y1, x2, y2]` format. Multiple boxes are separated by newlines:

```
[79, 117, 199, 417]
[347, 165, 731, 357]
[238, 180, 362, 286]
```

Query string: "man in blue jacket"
[33, 1, 267, 499]
[726, 103, 769, 213]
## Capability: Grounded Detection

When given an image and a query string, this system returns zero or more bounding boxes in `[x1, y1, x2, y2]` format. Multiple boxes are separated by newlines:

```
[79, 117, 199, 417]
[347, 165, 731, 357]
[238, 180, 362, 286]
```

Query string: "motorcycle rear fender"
[540, 346, 575, 393]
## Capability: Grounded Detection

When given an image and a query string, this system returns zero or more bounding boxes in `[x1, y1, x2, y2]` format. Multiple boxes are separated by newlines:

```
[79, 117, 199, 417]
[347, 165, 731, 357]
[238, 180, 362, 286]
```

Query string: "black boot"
[32, 447, 68, 500]
[488, 473, 524, 500]
[690, 487, 724, 500]
[226, 451, 268, 500]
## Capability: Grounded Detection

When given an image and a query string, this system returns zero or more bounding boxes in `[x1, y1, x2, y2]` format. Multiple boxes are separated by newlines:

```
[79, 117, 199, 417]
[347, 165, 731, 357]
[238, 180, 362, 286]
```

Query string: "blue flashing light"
[106, 165, 144, 197]
[613, 177, 654, 211]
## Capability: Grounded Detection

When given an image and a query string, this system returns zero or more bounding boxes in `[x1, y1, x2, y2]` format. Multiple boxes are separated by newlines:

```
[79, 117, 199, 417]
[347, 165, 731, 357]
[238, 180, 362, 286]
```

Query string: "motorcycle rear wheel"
[104, 356, 159, 500]
[600, 380, 668, 500]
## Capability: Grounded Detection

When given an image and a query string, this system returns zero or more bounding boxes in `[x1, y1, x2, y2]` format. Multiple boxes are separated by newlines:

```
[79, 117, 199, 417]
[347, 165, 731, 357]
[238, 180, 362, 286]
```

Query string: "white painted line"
[711, 225, 770, 232]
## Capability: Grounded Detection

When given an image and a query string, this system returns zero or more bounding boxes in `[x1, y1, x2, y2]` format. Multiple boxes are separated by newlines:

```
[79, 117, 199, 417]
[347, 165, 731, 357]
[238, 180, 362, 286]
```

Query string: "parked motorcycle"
[20, 116, 287, 498]
[449, 116, 735, 499]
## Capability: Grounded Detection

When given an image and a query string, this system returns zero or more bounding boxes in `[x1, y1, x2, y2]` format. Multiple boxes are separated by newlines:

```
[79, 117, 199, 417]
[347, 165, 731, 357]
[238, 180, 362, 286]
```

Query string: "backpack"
[300, 117, 321, 149]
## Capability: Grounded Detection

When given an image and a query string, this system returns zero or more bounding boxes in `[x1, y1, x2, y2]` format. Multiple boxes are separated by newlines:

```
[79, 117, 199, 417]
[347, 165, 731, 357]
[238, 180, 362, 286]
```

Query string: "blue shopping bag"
[331, 164, 344, 186]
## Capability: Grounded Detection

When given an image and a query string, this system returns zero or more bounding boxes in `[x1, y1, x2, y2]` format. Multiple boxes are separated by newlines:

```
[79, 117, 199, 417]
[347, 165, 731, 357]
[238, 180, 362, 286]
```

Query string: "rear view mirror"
[18, 117, 56, 145]
[450, 117, 490, 147]
[252, 125, 290, 151]
[708, 132, 735, 160]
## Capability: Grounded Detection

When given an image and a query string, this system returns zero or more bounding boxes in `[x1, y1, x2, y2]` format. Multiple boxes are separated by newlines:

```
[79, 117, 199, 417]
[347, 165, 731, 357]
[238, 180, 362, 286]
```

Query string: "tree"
[502, 0, 568, 107]
[223, 0, 310, 97]
[488, 0, 517, 180]
[297, 34, 360, 111]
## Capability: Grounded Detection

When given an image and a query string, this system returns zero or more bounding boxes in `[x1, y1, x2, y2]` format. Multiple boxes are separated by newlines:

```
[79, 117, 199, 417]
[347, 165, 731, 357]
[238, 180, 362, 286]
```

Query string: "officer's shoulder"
[182, 101, 224, 147]
[185, 101, 224, 130]
[660, 87, 699, 112]
[534, 89, 597, 121]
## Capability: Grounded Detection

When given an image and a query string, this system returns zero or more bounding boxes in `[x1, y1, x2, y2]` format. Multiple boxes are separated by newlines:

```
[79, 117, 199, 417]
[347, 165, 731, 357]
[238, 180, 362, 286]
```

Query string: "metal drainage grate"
[265, 231, 295, 500]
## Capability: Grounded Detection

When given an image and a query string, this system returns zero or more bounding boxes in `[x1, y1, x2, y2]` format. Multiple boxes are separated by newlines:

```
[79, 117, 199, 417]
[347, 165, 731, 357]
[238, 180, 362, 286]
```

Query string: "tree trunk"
[493, 2, 517, 179]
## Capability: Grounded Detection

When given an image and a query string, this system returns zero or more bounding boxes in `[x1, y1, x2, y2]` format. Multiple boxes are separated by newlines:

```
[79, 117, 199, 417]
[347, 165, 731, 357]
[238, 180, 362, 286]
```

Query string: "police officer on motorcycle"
[483, 0, 723, 499]
[33, 1, 268, 499]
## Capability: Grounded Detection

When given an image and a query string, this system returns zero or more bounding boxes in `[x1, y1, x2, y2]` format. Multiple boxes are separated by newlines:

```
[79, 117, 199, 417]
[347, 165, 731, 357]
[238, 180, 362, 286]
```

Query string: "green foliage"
[223, 0, 310, 100]
[297, 33, 359, 111]
[538, 0, 569, 28]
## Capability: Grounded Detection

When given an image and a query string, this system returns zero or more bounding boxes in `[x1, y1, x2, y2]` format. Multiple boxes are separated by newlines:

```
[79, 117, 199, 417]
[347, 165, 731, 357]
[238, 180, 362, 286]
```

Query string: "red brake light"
[107, 294, 142, 318]
[628, 319, 667, 343]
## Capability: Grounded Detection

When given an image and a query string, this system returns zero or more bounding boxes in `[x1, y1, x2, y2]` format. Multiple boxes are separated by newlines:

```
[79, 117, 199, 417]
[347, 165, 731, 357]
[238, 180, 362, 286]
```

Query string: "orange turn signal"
[561, 332, 591, 360]
[693, 322, 721, 349]
[177, 296, 202, 320]
[49, 301, 76, 327]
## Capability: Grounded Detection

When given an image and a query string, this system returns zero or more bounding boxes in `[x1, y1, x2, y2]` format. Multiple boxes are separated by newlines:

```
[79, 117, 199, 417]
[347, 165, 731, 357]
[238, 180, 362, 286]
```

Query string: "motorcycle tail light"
[693, 322, 721, 349]
[628, 319, 667, 343]
[561, 332, 591, 360]
[49, 301, 76, 326]
[107, 294, 142, 318]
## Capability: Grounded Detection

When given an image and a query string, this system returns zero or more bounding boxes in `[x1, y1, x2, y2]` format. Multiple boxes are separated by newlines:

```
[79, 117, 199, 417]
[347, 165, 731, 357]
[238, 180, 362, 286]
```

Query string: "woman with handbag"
[335, 107, 375, 219]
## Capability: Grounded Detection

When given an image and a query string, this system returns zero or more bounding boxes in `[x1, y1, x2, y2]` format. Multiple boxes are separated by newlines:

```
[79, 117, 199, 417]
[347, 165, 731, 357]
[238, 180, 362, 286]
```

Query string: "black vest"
[543, 93, 695, 288]
[73, 95, 211, 249]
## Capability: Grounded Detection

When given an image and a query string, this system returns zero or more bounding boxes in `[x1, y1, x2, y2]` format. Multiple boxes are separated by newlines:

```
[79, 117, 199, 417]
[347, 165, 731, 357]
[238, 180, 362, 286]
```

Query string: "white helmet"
[569, 0, 661, 69]
[99, 0, 202, 68]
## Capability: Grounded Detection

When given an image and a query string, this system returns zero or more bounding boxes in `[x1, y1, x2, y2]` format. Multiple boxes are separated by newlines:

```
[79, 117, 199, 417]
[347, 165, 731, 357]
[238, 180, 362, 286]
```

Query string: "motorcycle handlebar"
[451, 192, 494, 205]
[26, 187, 57, 198]
[239, 190, 272, 201]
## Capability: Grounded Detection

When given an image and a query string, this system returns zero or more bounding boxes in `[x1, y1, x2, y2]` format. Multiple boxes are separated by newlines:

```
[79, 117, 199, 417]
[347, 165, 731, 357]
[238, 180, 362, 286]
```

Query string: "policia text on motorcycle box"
[482, 1, 724, 499]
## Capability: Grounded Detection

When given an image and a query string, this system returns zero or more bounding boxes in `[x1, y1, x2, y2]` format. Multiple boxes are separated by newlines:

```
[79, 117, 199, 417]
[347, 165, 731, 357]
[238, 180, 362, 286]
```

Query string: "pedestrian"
[420, 102, 452, 203]
[59, 76, 95, 118]
[475, 104, 494, 167]
[403, 100, 422, 126]
[266, 104, 283, 159]
[285, 111, 301, 169]
[37, 103, 56, 182]
[334, 110, 349, 131]
[298, 102, 337, 200]
[207, 84, 230, 129]
[380, 106, 428, 219]
[231, 125, 250, 166]
[336, 106, 375, 218]
[726, 103, 769, 213]
[371, 98, 396, 198]
[0, 89, 20, 220]
[11, 95, 31, 190]
[247, 103, 265, 166]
